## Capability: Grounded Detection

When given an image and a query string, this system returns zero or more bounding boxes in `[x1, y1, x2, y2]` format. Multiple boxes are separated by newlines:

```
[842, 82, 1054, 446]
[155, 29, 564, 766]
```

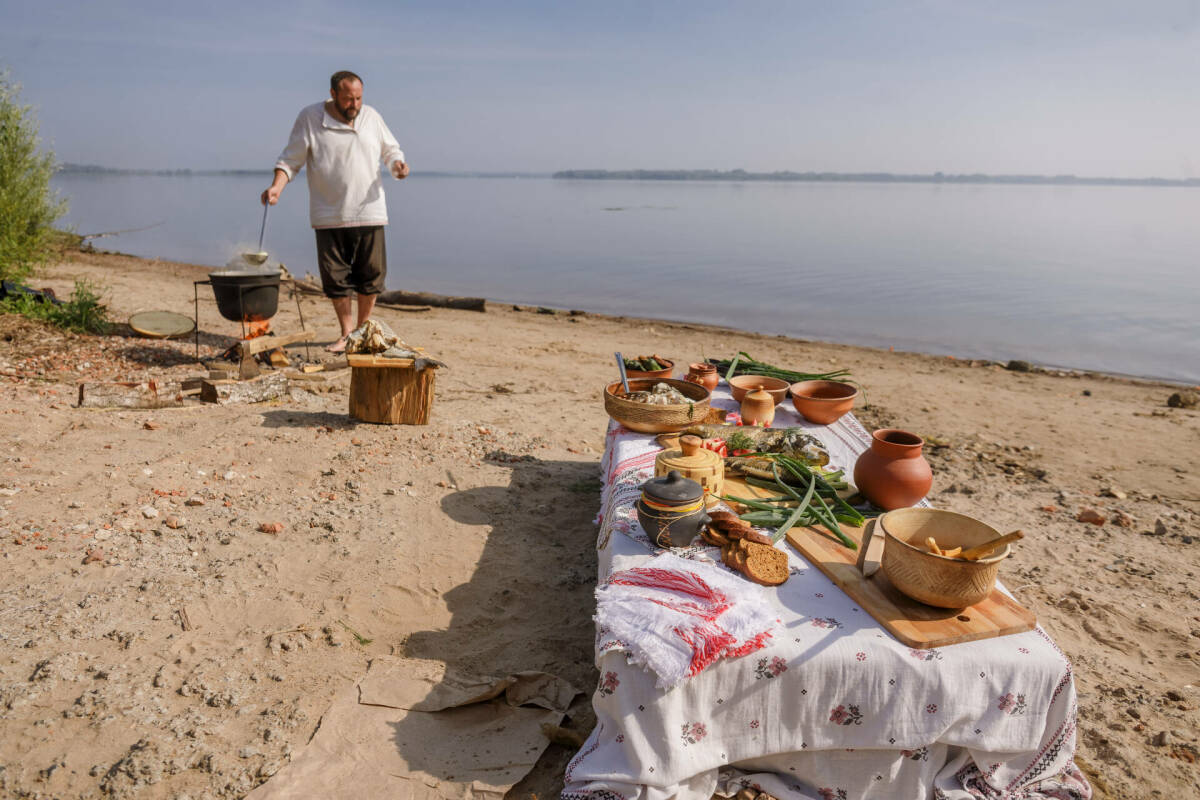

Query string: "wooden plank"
[238, 329, 315, 357]
[77, 380, 185, 409]
[721, 475, 1036, 649]
[200, 373, 289, 405]
[784, 519, 1035, 649]
[346, 354, 416, 368]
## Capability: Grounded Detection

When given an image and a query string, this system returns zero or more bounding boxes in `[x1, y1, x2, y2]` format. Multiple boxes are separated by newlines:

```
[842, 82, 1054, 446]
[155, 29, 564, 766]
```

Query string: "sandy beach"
[0, 248, 1196, 799]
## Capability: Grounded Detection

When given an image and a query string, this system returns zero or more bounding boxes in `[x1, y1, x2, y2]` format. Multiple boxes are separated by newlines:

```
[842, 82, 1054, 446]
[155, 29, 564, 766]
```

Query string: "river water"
[51, 173, 1200, 383]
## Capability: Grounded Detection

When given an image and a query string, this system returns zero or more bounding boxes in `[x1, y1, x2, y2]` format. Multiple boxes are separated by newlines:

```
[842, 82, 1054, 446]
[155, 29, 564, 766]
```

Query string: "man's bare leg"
[356, 293, 377, 326]
[327, 296, 354, 353]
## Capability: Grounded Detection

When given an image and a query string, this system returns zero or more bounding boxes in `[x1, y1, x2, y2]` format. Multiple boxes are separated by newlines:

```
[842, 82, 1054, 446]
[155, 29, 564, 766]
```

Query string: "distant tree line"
[552, 169, 1200, 188]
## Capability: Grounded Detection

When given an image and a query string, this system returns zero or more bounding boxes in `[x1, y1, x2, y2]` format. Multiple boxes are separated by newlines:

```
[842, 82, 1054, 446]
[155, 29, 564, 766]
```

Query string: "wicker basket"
[873, 508, 1010, 608]
[655, 435, 724, 499]
[604, 378, 711, 434]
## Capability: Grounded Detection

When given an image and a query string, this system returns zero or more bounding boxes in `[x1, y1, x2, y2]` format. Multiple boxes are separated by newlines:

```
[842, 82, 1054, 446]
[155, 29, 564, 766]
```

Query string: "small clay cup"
[789, 380, 858, 425]
[728, 375, 790, 405]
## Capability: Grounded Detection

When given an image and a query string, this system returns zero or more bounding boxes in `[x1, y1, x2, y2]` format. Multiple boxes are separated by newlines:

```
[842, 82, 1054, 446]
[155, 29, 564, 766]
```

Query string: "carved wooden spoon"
[959, 530, 1024, 561]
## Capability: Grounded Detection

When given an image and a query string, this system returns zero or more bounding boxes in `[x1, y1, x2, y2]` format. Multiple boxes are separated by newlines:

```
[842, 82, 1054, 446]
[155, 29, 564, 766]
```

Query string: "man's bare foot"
[325, 337, 348, 354]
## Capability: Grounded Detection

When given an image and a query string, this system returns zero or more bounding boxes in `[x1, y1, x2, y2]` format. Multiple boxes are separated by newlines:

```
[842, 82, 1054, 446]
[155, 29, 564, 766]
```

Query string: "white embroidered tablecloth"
[563, 389, 1091, 800]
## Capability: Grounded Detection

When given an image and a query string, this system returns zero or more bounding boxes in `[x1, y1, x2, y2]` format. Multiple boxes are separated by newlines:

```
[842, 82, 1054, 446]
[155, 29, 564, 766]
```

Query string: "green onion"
[708, 351, 851, 384]
[723, 352, 741, 384]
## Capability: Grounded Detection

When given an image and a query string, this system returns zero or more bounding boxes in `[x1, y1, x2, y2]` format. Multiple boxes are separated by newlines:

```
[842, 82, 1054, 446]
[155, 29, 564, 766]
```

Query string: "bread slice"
[705, 525, 730, 546]
[739, 529, 774, 547]
[708, 510, 742, 526]
[733, 543, 749, 574]
[740, 540, 789, 586]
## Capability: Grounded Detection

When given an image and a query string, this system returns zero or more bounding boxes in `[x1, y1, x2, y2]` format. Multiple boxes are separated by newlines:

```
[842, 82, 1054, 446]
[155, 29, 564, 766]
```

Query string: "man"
[262, 70, 409, 353]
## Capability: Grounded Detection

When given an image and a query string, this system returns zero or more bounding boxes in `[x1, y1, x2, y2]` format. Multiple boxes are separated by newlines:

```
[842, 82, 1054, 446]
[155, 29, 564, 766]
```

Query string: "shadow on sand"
[393, 455, 602, 793]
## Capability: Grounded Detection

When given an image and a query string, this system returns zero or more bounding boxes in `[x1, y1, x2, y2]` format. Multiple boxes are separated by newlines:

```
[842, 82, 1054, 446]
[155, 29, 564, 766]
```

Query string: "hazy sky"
[3, 1, 1199, 177]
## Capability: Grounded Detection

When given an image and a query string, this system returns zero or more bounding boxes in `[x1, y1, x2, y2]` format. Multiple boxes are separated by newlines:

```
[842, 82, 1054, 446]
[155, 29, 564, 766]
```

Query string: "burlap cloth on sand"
[248, 657, 577, 800]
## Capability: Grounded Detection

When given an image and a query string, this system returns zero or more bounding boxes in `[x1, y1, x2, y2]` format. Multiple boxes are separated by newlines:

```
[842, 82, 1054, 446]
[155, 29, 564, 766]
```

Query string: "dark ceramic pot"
[636, 470, 711, 548]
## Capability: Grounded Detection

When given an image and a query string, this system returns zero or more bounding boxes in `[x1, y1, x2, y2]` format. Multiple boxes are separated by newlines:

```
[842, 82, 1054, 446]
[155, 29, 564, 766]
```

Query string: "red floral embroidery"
[749, 720, 760, 729]
[681, 721, 707, 744]
[926, 703, 938, 714]
[818, 788, 848, 800]
[598, 671, 620, 697]
[855, 652, 867, 661]
[754, 655, 788, 679]
[997, 692, 1028, 715]
[829, 704, 863, 725]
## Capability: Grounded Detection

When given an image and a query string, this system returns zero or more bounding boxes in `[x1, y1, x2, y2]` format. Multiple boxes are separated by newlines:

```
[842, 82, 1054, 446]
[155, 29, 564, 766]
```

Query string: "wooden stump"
[347, 355, 437, 425]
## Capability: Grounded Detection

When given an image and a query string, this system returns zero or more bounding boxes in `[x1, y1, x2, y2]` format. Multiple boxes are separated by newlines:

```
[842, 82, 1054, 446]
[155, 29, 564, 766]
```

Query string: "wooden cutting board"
[722, 475, 1037, 649]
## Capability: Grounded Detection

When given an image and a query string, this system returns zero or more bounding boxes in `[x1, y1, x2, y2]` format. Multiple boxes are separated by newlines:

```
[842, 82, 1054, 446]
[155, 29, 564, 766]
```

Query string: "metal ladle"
[615, 352, 631, 395]
[242, 202, 270, 266]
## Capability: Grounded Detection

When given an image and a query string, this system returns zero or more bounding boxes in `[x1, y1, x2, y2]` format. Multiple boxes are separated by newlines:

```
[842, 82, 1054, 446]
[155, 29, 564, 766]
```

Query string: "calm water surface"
[51, 174, 1200, 383]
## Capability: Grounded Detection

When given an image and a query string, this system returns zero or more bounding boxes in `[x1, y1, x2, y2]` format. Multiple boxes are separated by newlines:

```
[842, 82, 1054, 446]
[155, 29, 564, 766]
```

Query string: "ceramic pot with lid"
[683, 362, 719, 393]
[636, 470, 711, 548]
[739, 388, 776, 427]
[655, 434, 724, 500]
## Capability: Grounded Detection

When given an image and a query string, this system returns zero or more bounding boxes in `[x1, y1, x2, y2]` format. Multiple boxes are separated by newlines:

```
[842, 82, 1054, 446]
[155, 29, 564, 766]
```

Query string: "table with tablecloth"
[562, 389, 1091, 800]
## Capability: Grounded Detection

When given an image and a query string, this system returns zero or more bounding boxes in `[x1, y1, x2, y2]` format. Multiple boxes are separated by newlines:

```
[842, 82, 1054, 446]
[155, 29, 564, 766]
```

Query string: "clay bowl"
[624, 359, 674, 380]
[604, 378, 712, 434]
[728, 374, 791, 405]
[876, 508, 1010, 608]
[789, 380, 858, 425]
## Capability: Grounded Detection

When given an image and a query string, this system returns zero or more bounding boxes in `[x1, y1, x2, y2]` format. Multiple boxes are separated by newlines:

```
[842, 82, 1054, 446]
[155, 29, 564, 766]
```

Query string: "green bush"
[0, 72, 67, 281]
[0, 279, 110, 334]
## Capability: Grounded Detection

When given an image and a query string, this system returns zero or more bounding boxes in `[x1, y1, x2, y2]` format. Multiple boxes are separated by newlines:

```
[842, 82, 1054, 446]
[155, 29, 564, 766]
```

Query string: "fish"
[682, 424, 830, 467]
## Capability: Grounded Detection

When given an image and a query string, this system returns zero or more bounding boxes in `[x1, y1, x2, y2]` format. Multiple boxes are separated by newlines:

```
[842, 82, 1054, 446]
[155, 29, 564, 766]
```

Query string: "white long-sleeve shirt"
[274, 101, 405, 229]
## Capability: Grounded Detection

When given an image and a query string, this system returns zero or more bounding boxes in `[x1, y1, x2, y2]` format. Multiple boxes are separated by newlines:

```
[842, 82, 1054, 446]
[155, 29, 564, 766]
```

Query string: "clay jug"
[740, 388, 776, 427]
[684, 362, 719, 393]
[852, 429, 932, 510]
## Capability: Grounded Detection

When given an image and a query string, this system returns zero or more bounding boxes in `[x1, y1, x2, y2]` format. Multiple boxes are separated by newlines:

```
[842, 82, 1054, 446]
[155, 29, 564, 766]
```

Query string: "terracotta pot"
[624, 358, 674, 380]
[728, 374, 790, 405]
[684, 362, 719, 393]
[739, 388, 776, 427]
[789, 380, 858, 425]
[852, 429, 932, 510]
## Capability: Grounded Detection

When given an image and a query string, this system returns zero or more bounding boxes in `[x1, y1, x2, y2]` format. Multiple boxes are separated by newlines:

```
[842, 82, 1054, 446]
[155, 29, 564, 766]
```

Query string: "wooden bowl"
[604, 378, 712, 434]
[728, 374, 790, 405]
[625, 359, 674, 379]
[789, 380, 858, 425]
[876, 508, 1009, 608]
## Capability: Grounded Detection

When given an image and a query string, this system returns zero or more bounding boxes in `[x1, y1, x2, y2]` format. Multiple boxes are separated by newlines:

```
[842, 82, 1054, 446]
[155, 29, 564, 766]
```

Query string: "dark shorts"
[315, 225, 387, 297]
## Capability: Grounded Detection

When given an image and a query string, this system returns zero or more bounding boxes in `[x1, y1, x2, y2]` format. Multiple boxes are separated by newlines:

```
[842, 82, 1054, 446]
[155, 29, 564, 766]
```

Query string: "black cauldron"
[208, 270, 280, 322]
